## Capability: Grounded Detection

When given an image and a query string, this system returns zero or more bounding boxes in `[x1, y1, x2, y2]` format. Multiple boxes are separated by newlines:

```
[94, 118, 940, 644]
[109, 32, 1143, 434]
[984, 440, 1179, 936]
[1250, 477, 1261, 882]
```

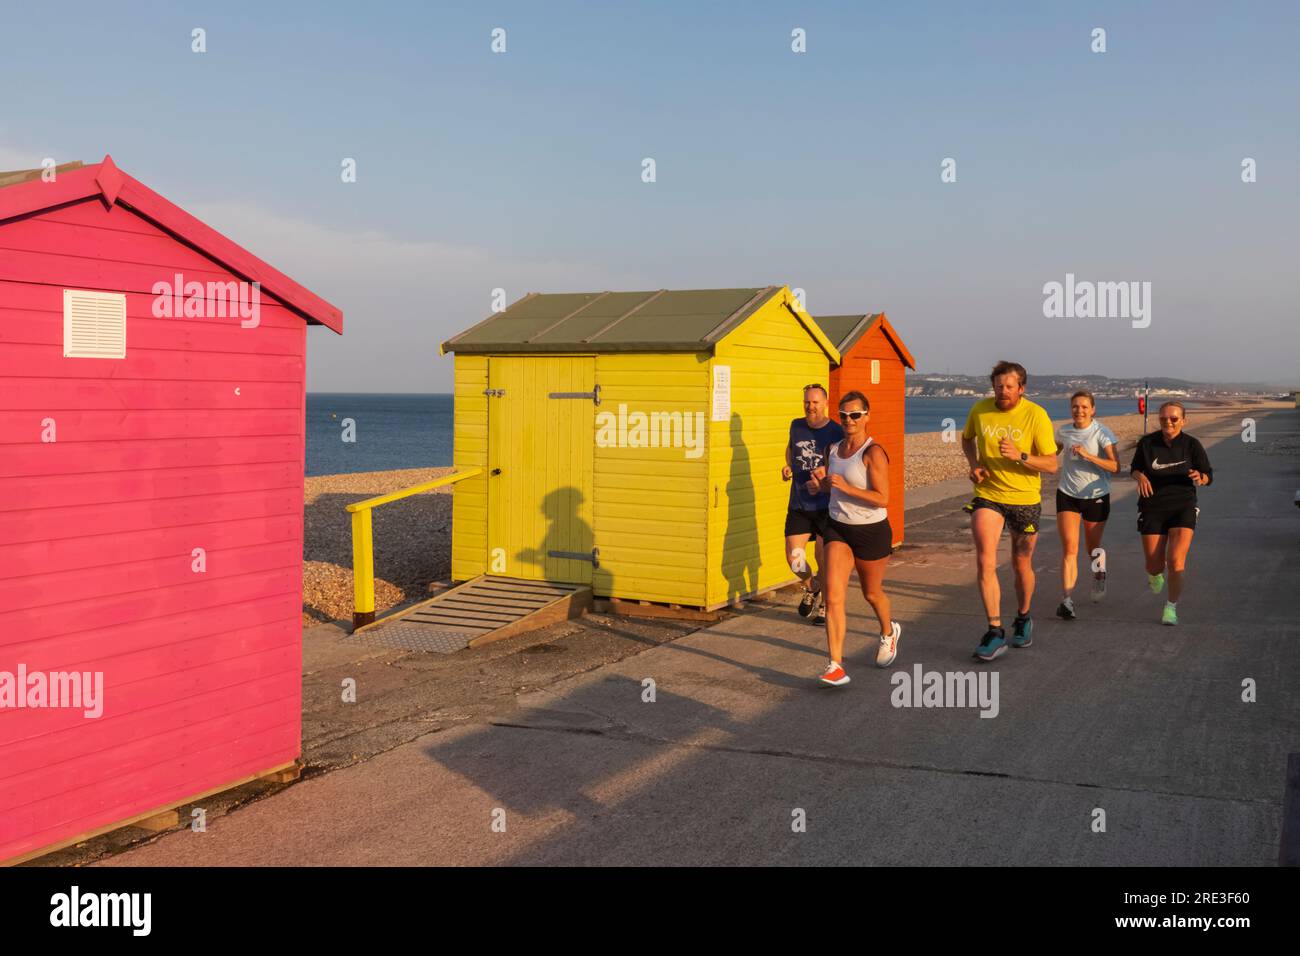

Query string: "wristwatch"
[1020, 452, 1028, 462]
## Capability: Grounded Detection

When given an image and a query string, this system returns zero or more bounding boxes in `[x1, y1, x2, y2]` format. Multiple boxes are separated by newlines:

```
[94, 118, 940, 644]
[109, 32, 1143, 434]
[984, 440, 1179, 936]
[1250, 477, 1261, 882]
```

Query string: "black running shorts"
[1137, 503, 1198, 535]
[970, 497, 1042, 535]
[824, 517, 893, 561]
[785, 508, 831, 539]
[1055, 490, 1111, 523]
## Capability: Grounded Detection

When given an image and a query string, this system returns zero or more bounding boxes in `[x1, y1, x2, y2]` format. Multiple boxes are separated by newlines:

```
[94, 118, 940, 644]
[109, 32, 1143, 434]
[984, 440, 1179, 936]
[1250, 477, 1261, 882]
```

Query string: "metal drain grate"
[348, 620, 477, 654]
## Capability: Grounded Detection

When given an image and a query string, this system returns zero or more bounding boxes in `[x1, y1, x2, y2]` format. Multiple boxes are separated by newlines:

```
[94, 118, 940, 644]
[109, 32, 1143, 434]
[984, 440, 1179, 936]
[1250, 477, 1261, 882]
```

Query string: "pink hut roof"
[0, 155, 342, 334]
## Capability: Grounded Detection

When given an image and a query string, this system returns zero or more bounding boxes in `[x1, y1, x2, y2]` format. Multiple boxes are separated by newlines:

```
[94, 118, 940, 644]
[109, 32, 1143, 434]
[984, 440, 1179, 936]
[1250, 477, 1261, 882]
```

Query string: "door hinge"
[483, 388, 506, 397]
[547, 383, 601, 406]
[548, 546, 599, 569]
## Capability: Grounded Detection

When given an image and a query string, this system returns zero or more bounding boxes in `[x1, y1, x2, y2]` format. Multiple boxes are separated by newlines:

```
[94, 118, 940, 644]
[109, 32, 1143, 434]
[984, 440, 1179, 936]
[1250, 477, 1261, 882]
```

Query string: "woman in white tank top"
[810, 391, 901, 685]
[828, 438, 889, 525]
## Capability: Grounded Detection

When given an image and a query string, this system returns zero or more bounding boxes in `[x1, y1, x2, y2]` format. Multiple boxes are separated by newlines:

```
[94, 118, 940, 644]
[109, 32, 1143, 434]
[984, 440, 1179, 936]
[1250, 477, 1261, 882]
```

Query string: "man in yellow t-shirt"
[960, 360, 1059, 661]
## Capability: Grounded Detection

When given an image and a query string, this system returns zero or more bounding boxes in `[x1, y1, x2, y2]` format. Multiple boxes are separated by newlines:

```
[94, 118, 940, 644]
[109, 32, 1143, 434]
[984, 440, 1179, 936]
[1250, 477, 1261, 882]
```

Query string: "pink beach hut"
[0, 156, 342, 863]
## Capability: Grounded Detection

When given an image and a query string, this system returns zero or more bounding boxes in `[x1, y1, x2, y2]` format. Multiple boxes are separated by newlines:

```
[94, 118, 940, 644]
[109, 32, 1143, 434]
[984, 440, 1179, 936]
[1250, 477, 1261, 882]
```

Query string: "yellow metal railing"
[346, 468, 482, 630]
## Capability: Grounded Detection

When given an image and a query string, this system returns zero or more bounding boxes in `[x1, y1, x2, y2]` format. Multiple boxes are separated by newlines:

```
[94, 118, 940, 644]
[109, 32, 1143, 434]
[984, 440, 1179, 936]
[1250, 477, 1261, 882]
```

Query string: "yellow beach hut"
[438, 286, 840, 611]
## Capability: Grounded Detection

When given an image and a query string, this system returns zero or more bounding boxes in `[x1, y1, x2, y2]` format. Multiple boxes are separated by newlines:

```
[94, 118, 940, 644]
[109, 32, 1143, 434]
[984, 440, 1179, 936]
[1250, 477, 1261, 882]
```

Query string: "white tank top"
[828, 437, 888, 525]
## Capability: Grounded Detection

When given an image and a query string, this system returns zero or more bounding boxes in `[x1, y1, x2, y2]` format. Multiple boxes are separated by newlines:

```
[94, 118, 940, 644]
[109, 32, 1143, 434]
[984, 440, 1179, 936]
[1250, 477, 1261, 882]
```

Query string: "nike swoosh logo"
[1151, 459, 1187, 470]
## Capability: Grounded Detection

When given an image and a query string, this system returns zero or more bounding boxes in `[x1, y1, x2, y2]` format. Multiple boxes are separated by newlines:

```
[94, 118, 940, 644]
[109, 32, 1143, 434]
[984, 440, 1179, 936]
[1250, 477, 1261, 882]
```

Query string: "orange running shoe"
[819, 661, 850, 686]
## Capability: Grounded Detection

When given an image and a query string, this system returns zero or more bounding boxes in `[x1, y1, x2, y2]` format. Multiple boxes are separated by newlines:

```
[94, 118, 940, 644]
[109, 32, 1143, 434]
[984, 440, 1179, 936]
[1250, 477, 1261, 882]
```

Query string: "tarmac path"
[101, 409, 1300, 865]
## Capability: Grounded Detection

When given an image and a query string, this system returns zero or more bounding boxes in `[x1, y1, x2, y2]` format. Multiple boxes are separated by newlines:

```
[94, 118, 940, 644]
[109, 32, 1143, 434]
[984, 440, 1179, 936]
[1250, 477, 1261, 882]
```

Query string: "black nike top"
[1129, 430, 1213, 509]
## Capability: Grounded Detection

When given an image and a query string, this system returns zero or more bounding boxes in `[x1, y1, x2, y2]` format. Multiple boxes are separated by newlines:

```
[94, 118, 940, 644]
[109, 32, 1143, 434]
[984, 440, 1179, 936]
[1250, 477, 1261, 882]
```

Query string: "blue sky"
[3, 1, 1297, 390]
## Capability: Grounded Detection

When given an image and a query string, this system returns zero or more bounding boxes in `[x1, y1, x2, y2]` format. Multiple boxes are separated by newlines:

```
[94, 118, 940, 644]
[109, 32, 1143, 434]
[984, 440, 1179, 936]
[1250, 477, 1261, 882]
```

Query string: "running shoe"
[797, 586, 819, 618]
[1091, 572, 1106, 603]
[1055, 598, 1076, 620]
[1148, 572, 1165, 594]
[1011, 615, 1033, 648]
[974, 626, 1007, 662]
[1161, 602, 1178, 626]
[819, 661, 850, 686]
[876, 620, 902, 668]
[813, 601, 827, 627]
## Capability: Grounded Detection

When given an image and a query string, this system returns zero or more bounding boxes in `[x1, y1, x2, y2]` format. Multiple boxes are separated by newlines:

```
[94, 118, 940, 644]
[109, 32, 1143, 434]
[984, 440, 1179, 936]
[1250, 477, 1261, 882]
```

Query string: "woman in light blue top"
[1054, 390, 1120, 619]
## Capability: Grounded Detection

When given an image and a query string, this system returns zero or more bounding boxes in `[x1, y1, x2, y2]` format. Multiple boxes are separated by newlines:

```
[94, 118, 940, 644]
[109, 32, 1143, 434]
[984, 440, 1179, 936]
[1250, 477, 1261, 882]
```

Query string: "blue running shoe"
[1011, 615, 1033, 648]
[974, 626, 1007, 661]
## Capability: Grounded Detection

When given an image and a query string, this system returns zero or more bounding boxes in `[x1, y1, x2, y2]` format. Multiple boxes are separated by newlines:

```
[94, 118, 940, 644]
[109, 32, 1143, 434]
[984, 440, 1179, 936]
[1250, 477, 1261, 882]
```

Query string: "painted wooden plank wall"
[1, 647, 299, 798]
[0, 197, 306, 862]
[485, 356, 595, 584]
[3, 593, 298, 686]
[2, 713, 298, 862]
[451, 355, 488, 581]
[829, 326, 908, 545]
[592, 352, 709, 606]
[707, 300, 830, 608]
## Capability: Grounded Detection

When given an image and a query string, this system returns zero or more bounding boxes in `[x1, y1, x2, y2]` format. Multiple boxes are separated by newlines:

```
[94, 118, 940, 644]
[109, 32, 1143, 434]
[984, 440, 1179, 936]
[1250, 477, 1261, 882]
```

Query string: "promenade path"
[102, 409, 1300, 865]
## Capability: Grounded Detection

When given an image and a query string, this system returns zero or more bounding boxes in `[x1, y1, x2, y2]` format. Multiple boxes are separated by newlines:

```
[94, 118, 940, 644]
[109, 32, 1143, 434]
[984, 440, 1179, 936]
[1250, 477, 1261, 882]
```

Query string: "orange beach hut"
[814, 312, 916, 548]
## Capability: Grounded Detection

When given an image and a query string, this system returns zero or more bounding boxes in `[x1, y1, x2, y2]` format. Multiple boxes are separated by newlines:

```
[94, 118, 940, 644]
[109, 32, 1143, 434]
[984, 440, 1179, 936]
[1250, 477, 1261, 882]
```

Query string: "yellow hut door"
[486, 356, 596, 584]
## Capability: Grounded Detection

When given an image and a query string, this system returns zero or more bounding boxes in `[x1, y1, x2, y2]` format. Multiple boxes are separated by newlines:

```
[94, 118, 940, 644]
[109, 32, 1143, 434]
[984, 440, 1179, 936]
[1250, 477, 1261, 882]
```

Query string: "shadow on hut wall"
[516, 487, 596, 586]
[721, 412, 759, 605]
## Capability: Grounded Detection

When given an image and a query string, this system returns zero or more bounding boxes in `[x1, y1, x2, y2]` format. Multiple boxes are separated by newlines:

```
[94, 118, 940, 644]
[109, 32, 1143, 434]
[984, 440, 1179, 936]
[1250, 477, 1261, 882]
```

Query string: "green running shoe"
[1148, 572, 1165, 594]
[973, 626, 1007, 661]
[1162, 602, 1178, 626]
[1011, 615, 1033, 648]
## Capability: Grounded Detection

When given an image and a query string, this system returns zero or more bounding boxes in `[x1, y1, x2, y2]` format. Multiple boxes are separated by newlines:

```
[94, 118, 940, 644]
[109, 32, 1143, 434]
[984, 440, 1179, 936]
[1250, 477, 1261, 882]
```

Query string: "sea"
[307, 393, 454, 477]
[305, 393, 1181, 477]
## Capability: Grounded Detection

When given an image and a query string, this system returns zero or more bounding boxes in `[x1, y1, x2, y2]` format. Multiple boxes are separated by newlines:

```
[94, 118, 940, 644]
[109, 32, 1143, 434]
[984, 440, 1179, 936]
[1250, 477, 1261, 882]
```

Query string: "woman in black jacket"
[1129, 401, 1213, 625]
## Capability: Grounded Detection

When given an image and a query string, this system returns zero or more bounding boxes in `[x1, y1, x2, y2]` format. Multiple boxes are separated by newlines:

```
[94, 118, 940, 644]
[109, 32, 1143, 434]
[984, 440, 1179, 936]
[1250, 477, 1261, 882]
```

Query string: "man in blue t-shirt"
[782, 383, 844, 624]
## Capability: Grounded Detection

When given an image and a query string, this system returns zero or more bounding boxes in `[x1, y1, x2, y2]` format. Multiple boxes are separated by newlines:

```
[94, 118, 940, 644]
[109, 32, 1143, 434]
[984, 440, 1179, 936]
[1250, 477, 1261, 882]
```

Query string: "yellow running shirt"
[961, 397, 1058, 505]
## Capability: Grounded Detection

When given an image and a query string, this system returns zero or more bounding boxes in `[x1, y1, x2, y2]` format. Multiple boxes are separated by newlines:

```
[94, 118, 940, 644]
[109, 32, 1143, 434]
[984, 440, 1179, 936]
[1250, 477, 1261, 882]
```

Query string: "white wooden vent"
[63, 290, 127, 359]
[870, 359, 881, 385]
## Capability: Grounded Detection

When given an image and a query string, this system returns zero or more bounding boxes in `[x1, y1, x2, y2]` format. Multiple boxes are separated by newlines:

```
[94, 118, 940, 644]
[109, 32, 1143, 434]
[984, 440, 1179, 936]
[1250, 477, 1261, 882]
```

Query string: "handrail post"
[352, 507, 375, 631]
[346, 467, 482, 632]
